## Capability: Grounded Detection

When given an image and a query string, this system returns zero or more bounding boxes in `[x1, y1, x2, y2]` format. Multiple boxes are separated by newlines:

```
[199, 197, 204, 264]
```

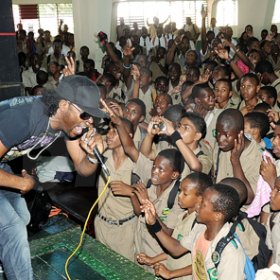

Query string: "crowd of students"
[15, 12, 280, 280]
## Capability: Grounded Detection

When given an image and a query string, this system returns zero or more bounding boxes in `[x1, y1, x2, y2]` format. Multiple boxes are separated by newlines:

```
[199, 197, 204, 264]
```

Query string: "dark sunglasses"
[70, 103, 92, 120]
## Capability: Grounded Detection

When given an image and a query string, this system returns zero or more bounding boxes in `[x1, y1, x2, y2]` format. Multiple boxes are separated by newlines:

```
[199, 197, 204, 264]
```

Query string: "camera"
[153, 122, 166, 131]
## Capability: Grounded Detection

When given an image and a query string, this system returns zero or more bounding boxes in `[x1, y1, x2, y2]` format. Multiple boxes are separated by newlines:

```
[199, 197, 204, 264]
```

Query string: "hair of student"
[208, 184, 240, 222]
[181, 112, 207, 139]
[36, 70, 49, 85]
[215, 78, 232, 91]
[213, 65, 231, 78]
[246, 36, 259, 48]
[102, 72, 117, 87]
[244, 112, 270, 138]
[157, 149, 184, 174]
[163, 104, 185, 124]
[157, 93, 173, 105]
[240, 72, 260, 85]
[203, 60, 218, 72]
[191, 83, 212, 99]
[255, 60, 274, 74]
[253, 102, 272, 113]
[155, 76, 169, 86]
[126, 98, 146, 118]
[217, 108, 244, 132]
[184, 172, 213, 196]
[181, 80, 194, 92]
[140, 67, 152, 77]
[220, 177, 248, 207]
[260, 85, 277, 102]
[168, 62, 181, 73]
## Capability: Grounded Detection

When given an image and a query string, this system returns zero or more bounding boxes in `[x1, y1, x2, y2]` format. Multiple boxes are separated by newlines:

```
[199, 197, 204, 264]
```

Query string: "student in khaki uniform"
[190, 83, 223, 149]
[140, 112, 213, 177]
[266, 177, 280, 266]
[94, 101, 152, 261]
[137, 172, 212, 280]
[132, 149, 185, 272]
[140, 184, 246, 280]
[213, 108, 263, 207]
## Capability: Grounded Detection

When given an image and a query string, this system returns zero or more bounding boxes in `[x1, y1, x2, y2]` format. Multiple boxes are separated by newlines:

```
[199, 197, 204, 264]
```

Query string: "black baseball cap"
[56, 75, 107, 118]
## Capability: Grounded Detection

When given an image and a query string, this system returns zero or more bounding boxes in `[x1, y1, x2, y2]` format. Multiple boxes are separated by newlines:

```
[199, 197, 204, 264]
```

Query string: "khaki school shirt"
[134, 180, 184, 259]
[181, 222, 246, 280]
[166, 211, 196, 280]
[213, 139, 263, 194]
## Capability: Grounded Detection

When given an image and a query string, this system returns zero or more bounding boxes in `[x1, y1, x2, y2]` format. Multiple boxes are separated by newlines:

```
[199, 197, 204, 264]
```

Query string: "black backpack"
[232, 212, 271, 271]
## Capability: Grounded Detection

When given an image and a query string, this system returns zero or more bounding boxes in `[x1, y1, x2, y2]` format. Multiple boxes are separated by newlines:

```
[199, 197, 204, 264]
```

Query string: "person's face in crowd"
[271, 25, 278, 35]
[178, 179, 201, 210]
[106, 122, 122, 149]
[214, 80, 232, 106]
[248, 51, 261, 66]
[168, 66, 181, 83]
[262, 41, 272, 55]
[44, 31, 51, 41]
[244, 118, 255, 141]
[178, 37, 190, 55]
[261, 30, 268, 41]
[80, 47, 89, 59]
[137, 55, 147, 68]
[185, 50, 197, 66]
[156, 48, 166, 60]
[216, 121, 239, 152]
[195, 88, 216, 111]
[240, 77, 260, 102]
[150, 156, 178, 188]
[248, 41, 260, 51]
[186, 17, 192, 25]
[196, 189, 221, 224]
[271, 178, 280, 211]
[123, 102, 144, 126]
[31, 54, 41, 72]
[108, 65, 122, 80]
[139, 72, 151, 89]
[177, 117, 201, 145]
[157, 26, 164, 37]
[84, 62, 94, 74]
[154, 95, 170, 116]
[245, 25, 253, 35]
[53, 42, 62, 55]
[210, 17, 216, 28]
[155, 79, 169, 95]
[185, 68, 199, 83]
[258, 89, 274, 107]
[48, 63, 59, 75]
[271, 44, 280, 57]
[211, 69, 227, 86]
[272, 125, 280, 158]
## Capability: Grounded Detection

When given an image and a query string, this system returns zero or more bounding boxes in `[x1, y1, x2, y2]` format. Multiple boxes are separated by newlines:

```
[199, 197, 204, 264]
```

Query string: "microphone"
[93, 146, 110, 176]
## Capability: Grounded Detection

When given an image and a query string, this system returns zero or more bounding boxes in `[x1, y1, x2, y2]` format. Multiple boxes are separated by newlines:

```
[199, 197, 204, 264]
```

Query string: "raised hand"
[154, 263, 171, 279]
[140, 198, 157, 225]
[260, 156, 277, 188]
[231, 131, 245, 163]
[136, 253, 155, 266]
[133, 181, 149, 202]
[63, 56, 75, 76]
[110, 180, 133, 196]
[80, 127, 104, 156]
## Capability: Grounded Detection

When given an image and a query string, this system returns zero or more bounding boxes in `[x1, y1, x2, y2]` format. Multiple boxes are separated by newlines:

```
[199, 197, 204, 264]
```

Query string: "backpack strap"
[146, 179, 180, 210]
[167, 179, 181, 209]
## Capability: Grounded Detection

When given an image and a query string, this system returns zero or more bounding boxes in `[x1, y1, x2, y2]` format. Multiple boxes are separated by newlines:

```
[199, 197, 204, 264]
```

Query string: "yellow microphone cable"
[64, 175, 111, 280]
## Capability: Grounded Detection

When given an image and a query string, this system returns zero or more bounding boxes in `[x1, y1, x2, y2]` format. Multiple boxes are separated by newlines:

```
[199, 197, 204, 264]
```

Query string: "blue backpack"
[211, 222, 256, 280]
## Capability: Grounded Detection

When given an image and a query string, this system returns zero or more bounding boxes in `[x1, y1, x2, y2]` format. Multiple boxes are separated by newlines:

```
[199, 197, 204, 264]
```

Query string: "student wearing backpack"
[221, 177, 271, 270]
[140, 184, 251, 279]
[137, 172, 212, 279]
[132, 149, 185, 273]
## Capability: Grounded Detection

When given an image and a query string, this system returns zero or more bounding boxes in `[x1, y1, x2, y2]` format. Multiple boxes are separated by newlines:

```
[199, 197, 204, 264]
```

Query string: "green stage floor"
[0, 216, 155, 280]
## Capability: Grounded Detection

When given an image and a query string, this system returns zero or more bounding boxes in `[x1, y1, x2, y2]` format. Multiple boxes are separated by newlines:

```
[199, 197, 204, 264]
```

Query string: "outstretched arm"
[140, 199, 188, 257]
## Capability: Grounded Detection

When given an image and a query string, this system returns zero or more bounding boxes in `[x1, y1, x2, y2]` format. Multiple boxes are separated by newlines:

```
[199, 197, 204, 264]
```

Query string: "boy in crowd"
[244, 112, 271, 150]
[214, 78, 239, 109]
[140, 112, 212, 177]
[239, 73, 262, 116]
[214, 108, 263, 205]
[137, 172, 212, 280]
[258, 85, 279, 112]
[191, 83, 222, 149]
[140, 184, 246, 279]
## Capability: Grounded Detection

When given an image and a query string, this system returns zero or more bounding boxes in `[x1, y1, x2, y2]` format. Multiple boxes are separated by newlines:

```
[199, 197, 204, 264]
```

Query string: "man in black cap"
[0, 75, 106, 279]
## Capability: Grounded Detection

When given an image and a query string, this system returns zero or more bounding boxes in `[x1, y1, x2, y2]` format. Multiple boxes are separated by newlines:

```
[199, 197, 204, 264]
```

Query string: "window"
[116, 1, 208, 30]
[215, 0, 238, 27]
[12, 4, 73, 37]
[272, 0, 280, 25]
